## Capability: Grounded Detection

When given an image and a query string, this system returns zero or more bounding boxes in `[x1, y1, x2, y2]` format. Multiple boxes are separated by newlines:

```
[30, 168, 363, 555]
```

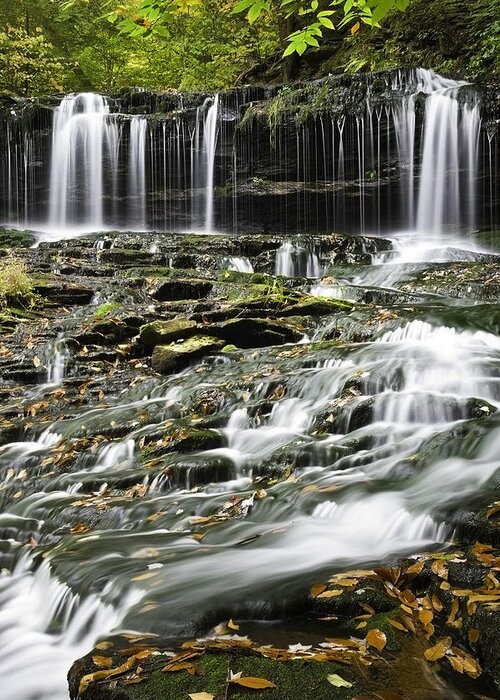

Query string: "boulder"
[140, 318, 197, 349]
[209, 317, 302, 348]
[152, 279, 213, 301]
[151, 335, 224, 374]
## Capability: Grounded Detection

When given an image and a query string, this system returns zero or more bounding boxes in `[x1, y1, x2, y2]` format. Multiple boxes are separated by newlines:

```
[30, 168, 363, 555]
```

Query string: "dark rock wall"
[0, 69, 498, 234]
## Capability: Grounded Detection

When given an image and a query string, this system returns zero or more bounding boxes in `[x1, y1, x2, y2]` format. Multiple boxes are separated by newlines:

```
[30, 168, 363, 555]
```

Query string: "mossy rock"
[152, 279, 214, 302]
[140, 318, 198, 349]
[0, 229, 37, 248]
[280, 296, 353, 317]
[69, 650, 362, 700]
[209, 317, 302, 348]
[151, 335, 225, 374]
[33, 281, 94, 306]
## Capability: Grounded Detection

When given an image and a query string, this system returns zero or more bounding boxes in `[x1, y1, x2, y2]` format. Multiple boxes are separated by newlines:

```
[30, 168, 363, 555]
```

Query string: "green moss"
[0, 229, 37, 248]
[94, 302, 120, 318]
[117, 653, 361, 700]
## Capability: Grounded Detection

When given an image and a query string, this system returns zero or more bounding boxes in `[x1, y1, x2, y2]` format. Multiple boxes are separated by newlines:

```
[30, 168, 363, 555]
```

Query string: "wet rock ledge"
[0, 228, 499, 700]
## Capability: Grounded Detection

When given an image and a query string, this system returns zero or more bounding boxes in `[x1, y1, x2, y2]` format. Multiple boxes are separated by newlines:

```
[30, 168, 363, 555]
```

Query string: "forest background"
[0, 0, 498, 97]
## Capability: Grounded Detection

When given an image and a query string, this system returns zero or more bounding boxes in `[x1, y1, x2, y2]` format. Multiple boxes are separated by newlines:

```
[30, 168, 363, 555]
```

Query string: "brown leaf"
[431, 560, 448, 580]
[365, 628, 387, 652]
[405, 560, 425, 576]
[447, 598, 459, 625]
[431, 594, 444, 612]
[95, 641, 113, 651]
[468, 628, 480, 644]
[78, 654, 140, 694]
[230, 676, 277, 689]
[388, 619, 408, 633]
[310, 582, 327, 598]
[419, 609, 433, 625]
[351, 20, 360, 34]
[447, 655, 464, 673]
[424, 636, 452, 662]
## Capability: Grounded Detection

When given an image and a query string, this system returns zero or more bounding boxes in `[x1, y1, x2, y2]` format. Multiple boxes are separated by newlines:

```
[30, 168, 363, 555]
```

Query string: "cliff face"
[0, 68, 498, 235]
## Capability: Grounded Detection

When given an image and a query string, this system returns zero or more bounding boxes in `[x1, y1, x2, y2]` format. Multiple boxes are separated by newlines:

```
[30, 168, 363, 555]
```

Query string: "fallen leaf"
[317, 588, 343, 598]
[92, 656, 113, 668]
[230, 676, 277, 689]
[419, 609, 433, 625]
[326, 673, 352, 688]
[366, 629, 387, 652]
[33, 356, 41, 368]
[310, 582, 327, 598]
[188, 694, 215, 700]
[424, 636, 452, 662]
[468, 628, 480, 644]
[431, 560, 448, 580]
[388, 619, 407, 633]
[228, 619, 240, 630]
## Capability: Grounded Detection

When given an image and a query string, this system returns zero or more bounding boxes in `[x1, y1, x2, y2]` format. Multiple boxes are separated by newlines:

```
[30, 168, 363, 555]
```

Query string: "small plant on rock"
[0, 257, 33, 307]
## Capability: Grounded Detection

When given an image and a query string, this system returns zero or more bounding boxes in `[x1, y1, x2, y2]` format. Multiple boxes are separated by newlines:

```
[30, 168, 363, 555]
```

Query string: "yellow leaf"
[92, 656, 113, 668]
[188, 694, 215, 700]
[227, 619, 240, 630]
[419, 609, 433, 625]
[388, 619, 407, 633]
[33, 356, 41, 367]
[365, 628, 387, 652]
[447, 598, 459, 625]
[231, 676, 277, 689]
[447, 655, 464, 673]
[310, 582, 327, 597]
[424, 636, 452, 662]
[317, 588, 343, 598]
[351, 20, 360, 34]
[431, 560, 448, 580]
[326, 673, 352, 688]
[95, 641, 113, 651]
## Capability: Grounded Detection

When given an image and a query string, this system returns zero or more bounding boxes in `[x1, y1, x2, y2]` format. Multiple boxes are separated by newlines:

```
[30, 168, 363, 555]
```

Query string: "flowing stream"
[0, 68, 499, 699]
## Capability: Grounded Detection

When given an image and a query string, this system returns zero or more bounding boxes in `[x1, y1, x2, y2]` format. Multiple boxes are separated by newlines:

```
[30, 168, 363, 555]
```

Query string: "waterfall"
[0, 70, 495, 236]
[48, 93, 119, 230]
[414, 71, 481, 235]
[202, 95, 220, 232]
[128, 117, 147, 229]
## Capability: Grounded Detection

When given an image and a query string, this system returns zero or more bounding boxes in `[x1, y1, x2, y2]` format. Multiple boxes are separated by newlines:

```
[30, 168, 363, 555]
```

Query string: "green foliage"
[0, 25, 67, 95]
[0, 257, 33, 307]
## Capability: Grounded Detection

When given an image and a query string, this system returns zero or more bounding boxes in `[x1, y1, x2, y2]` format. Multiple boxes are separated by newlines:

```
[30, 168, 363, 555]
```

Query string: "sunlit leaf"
[230, 675, 277, 688]
[92, 656, 113, 668]
[365, 628, 387, 652]
[424, 636, 452, 662]
[326, 673, 352, 688]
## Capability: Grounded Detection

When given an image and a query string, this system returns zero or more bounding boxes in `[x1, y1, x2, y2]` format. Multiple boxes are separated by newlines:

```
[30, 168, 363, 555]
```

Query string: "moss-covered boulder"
[151, 335, 225, 374]
[140, 318, 198, 349]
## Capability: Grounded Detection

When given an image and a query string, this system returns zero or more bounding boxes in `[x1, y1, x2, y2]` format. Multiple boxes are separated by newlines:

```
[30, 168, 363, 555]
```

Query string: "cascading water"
[128, 117, 147, 229]
[47, 94, 119, 230]
[0, 68, 495, 237]
[415, 71, 481, 235]
[0, 69, 499, 698]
